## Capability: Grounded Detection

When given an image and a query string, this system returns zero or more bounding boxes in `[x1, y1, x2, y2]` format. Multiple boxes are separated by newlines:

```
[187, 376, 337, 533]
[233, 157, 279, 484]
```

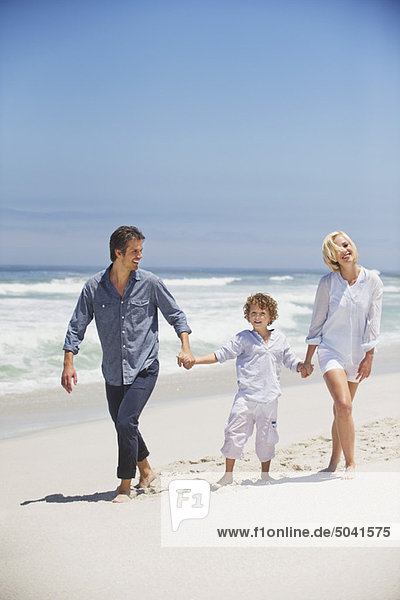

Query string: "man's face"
[117, 239, 143, 271]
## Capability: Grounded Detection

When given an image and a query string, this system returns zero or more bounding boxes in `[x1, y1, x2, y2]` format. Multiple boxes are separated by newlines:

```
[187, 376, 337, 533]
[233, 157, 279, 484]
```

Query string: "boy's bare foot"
[212, 473, 233, 489]
[136, 470, 157, 489]
[342, 464, 356, 480]
[258, 473, 274, 484]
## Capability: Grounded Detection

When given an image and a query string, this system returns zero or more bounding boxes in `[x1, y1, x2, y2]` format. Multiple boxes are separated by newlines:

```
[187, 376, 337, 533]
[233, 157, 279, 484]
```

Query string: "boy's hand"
[298, 361, 314, 378]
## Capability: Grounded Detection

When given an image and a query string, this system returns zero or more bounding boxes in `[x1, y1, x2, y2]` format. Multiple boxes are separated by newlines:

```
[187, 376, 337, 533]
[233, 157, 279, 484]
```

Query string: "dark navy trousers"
[105, 359, 159, 480]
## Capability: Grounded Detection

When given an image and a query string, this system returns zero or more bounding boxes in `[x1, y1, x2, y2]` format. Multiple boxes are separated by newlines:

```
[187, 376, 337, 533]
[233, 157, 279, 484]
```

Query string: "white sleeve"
[282, 338, 301, 373]
[361, 276, 384, 353]
[305, 276, 330, 346]
[215, 334, 243, 363]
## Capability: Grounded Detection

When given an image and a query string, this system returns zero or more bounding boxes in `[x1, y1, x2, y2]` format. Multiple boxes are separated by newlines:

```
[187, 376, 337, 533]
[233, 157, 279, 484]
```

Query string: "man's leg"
[106, 360, 159, 502]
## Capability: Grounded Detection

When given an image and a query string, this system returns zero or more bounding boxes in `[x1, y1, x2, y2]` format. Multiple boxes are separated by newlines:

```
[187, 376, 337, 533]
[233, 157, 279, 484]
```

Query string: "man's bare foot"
[136, 470, 157, 489]
[112, 490, 131, 503]
[212, 473, 233, 490]
[342, 464, 356, 480]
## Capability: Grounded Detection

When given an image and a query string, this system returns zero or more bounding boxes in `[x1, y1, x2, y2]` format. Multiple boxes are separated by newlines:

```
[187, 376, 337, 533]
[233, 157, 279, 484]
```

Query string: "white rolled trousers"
[221, 396, 279, 462]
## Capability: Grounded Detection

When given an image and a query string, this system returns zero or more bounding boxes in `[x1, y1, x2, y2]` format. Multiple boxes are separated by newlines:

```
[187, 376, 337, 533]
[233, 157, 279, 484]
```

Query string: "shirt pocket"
[128, 298, 150, 318]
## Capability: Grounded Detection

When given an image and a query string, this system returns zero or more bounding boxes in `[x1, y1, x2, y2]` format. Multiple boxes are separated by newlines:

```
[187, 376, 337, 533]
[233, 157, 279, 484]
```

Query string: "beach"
[1, 360, 400, 599]
[1, 266, 399, 598]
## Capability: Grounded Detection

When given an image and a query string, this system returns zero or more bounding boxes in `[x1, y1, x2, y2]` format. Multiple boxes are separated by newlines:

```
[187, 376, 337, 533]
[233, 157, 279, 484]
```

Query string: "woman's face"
[333, 234, 356, 267]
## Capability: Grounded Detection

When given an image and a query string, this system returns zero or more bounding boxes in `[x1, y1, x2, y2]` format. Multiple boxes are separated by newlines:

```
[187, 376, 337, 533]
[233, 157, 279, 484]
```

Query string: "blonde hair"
[322, 230, 359, 272]
[243, 293, 278, 324]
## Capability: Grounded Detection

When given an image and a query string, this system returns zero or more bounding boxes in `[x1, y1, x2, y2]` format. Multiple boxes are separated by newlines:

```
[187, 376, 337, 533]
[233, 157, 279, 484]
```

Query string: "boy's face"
[248, 303, 271, 332]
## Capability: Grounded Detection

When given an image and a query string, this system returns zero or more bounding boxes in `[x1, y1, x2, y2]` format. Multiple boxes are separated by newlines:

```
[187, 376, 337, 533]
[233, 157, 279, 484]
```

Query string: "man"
[61, 225, 194, 502]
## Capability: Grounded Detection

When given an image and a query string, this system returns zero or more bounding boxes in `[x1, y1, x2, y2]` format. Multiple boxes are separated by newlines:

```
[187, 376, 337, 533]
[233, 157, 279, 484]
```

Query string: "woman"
[303, 231, 383, 477]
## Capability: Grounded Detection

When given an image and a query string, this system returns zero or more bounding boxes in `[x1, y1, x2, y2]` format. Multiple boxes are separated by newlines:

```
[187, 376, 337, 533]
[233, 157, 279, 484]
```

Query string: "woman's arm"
[305, 276, 330, 346]
[303, 344, 317, 376]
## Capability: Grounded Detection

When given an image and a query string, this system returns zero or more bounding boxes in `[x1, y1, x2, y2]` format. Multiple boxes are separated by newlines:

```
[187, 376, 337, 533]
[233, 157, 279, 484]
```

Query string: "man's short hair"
[243, 293, 278, 324]
[109, 226, 145, 262]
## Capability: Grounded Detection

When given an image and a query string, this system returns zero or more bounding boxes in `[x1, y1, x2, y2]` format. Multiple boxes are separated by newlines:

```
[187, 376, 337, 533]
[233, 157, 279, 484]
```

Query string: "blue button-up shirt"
[63, 266, 191, 386]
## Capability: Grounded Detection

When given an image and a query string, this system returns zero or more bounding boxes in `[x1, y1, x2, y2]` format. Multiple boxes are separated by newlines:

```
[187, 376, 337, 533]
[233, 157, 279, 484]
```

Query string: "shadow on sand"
[239, 471, 338, 487]
[21, 489, 118, 505]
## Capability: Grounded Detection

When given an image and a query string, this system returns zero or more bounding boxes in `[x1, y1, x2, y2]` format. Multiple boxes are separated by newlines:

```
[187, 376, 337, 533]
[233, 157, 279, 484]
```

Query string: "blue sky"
[1, 0, 399, 270]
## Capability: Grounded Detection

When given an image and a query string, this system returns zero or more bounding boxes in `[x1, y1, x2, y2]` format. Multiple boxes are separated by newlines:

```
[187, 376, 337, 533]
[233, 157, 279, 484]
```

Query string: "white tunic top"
[305, 266, 383, 364]
[215, 329, 300, 404]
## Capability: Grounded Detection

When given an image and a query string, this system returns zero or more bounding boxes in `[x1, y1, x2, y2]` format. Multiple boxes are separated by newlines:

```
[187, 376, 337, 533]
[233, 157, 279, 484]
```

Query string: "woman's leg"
[323, 369, 358, 475]
[325, 380, 358, 471]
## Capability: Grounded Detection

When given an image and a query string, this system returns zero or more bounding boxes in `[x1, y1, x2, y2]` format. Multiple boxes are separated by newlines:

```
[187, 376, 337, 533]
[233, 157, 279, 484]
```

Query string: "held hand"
[61, 365, 78, 393]
[356, 354, 373, 383]
[177, 351, 195, 370]
[299, 361, 314, 378]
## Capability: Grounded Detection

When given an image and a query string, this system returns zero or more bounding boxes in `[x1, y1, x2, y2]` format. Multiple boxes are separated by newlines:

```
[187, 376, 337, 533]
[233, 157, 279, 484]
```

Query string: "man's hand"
[177, 351, 195, 370]
[61, 351, 78, 393]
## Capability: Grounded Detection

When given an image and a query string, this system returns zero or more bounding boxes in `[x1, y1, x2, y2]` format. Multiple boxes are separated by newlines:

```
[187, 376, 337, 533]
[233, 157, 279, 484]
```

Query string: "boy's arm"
[194, 353, 218, 365]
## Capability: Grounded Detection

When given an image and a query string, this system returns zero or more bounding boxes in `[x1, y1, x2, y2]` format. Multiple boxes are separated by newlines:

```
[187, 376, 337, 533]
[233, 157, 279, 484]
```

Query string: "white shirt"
[305, 266, 383, 364]
[215, 329, 300, 404]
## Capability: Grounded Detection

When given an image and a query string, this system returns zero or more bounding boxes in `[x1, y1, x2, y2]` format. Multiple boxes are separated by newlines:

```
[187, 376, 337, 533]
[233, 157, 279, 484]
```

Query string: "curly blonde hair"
[243, 293, 278, 324]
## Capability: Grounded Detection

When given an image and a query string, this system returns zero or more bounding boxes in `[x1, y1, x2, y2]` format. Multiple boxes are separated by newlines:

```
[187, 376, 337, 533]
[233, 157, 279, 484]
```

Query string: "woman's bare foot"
[342, 463, 356, 480]
[320, 460, 339, 473]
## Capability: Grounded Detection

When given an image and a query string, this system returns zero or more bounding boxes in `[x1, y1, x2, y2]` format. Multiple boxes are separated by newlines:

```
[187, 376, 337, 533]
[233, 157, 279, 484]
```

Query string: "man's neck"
[109, 263, 134, 297]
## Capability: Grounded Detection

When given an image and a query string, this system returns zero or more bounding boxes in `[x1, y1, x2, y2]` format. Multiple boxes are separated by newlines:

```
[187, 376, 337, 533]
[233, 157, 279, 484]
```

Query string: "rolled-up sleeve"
[154, 278, 192, 337]
[361, 277, 383, 353]
[305, 276, 329, 346]
[63, 284, 94, 355]
[215, 334, 243, 363]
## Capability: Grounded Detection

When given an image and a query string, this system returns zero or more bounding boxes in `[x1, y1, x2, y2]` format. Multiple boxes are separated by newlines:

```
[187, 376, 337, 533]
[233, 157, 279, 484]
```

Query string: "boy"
[193, 293, 307, 486]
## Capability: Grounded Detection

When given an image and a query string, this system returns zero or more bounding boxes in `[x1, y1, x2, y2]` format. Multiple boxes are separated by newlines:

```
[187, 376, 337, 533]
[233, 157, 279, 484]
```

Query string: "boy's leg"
[216, 398, 254, 487]
[214, 458, 236, 487]
[255, 401, 278, 481]
[260, 460, 272, 481]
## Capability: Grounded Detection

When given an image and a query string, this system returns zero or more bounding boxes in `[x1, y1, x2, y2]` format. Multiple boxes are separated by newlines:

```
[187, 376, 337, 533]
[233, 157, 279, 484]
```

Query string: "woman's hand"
[356, 351, 374, 382]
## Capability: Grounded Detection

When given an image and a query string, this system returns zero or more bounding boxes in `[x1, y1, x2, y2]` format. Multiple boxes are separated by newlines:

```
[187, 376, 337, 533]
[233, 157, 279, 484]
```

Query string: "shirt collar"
[251, 329, 275, 345]
[100, 264, 141, 284]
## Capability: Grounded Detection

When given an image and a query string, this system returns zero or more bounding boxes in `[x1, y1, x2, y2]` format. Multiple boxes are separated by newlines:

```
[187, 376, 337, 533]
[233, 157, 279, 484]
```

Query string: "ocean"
[1, 265, 399, 397]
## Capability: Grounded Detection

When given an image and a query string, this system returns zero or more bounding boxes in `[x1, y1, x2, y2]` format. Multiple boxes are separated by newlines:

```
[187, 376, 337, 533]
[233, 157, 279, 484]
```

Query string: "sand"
[1, 369, 399, 599]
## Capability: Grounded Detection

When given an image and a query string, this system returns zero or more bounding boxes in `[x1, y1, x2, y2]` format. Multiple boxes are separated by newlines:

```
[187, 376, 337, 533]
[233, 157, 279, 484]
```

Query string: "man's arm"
[61, 282, 94, 392]
[61, 351, 78, 393]
[177, 332, 195, 369]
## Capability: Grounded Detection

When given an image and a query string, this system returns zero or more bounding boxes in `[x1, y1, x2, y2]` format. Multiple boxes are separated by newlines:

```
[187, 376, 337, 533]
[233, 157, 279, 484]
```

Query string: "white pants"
[221, 396, 279, 462]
